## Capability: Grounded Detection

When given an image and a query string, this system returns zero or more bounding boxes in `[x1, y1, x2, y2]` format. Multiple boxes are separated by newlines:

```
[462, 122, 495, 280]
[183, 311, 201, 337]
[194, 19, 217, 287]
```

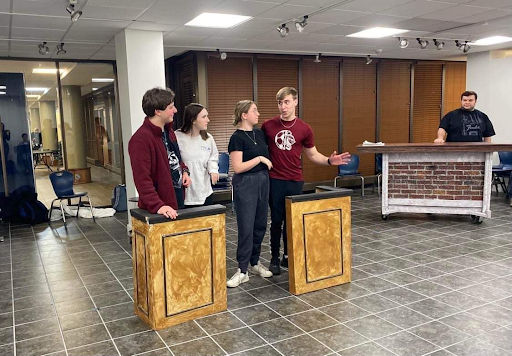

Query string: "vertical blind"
[301, 59, 340, 182]
[443, 62, 467, 116]
[342, 59, 377, 176]
[206, 56, 254, 155]
[379, 60, 412, 144]
[412, 63, 443, 143]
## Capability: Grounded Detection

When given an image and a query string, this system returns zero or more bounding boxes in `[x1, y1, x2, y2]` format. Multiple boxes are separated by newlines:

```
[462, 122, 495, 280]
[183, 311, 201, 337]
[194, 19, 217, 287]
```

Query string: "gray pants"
[233, 170, 269, 273]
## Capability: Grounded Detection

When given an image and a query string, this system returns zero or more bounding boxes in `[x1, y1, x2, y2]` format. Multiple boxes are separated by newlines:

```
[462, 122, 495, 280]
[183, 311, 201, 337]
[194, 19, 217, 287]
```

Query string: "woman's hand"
[260, 156, 272, 170]
[210, 172, 219, 185]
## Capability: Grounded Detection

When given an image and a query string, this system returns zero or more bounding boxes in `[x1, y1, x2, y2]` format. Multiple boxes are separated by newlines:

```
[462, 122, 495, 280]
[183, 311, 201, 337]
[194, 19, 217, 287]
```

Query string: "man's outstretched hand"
[329, 151, 351, 165]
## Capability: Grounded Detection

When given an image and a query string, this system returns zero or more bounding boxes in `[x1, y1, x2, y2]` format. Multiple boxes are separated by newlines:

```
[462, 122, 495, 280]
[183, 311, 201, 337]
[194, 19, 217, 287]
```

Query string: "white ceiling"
[1, 0, 512, 60]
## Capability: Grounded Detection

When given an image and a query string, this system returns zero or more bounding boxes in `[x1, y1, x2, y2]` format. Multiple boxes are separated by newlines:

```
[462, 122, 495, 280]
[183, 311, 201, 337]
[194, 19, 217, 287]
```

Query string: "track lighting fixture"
[455, 40, 471, 53]
[313, 53, 321, 63]
[417, 38, 429, 49]
[66, 2, 82, 22]
[398, 37, 409, 49]
[56, 43, 66, 55]
[295, 15, 308, 33]
[277, 24, 289, 38]
[216, 49, 227, 60]
[38, 42, 49, 55]
[433, 39, 445, 50]
[366, 55, 373, 65]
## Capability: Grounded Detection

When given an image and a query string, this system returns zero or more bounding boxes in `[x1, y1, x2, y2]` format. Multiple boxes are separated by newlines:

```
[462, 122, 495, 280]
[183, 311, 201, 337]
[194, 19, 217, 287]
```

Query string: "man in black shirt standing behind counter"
[434, 91, 495, 143]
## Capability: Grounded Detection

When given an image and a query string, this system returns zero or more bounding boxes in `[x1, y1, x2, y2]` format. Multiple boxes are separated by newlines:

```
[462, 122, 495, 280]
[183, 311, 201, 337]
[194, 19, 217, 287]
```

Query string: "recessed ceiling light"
[92, 88, 98, 91]
[347, 27, 408, 39]
[26, 94, 41, 98]
[0, 91, 6, 95]
[92, 78, 114, 83]
[32, 68, 66, 74]
[185, 12, 252, 28]
[471, 36, 512, 46]
[0, 86, 6, 90]
[26, 87, 48, 92]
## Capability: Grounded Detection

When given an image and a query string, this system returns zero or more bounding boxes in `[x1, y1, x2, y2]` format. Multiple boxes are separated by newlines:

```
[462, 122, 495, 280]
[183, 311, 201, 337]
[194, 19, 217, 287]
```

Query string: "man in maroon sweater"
[129, 88, 190, 219]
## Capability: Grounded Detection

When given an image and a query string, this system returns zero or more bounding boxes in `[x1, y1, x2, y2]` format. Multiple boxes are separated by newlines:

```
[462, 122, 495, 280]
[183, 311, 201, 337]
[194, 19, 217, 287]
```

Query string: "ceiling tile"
[309, 9, 370, 24]
[394, 18, 470, 32]
[286, 0, 341, 6]
[71, 19, 131, 30]
[458, 9, 512, 23]
[81, 4, 147, 20]
[127, 22, 180, 32]
[86, 0, 157, 7]
[257, 4, 317, 20]
[285, 33, 341, 43]
[379, 0, 457, 18]
[314, 24, 364, 36]
[216, 27, 271, 39]
[12, 0, 69, 16]
[169, 26, 225, 37]
[486, 15, 512, 27]
[232, 39, 281, 49]
[11, 27, 66, 41]
[137, 8, 203, 25]
[163, 33, 207, 46]
[264, 40, 316, 51]
[421, 5, 490, 21]
[336, 0, 416, 13]
[344, 13, 411, 26]
[212, 0, 281, 16]
[466, 0, 512, 8]
[0, 26, 9, 38]
[11, 14, 71, 30]
[50, 52, 93, 60]
[194, 37, 245, 48]
[64, 29, 119, 43]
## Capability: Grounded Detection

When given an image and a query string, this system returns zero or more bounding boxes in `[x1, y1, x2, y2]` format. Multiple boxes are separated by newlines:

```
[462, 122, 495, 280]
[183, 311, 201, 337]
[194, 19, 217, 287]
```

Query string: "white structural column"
[39, 101, 58, 151]
[115, 29, 166, 227]
[61, 85, 87, 169]
[30, 108, 41, 132]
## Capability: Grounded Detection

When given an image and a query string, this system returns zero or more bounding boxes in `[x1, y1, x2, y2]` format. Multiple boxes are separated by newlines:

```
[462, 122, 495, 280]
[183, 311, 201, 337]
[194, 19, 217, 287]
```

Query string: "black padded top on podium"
[286, 188, 353, 203]
[130, 204, 226, 225]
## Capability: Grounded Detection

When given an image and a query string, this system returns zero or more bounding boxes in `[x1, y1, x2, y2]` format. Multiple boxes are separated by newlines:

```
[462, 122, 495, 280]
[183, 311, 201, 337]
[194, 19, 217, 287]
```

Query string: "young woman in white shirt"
[176, 103, 219, 207]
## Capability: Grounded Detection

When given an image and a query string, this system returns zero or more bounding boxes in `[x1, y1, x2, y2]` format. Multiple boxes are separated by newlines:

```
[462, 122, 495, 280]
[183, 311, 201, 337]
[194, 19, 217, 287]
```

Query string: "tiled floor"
[36, 164, 122, 208]
[0, 191, 511, 356]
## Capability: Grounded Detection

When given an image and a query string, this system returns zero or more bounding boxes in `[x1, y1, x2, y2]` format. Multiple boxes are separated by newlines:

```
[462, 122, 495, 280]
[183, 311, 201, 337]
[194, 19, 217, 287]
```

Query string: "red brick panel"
[388, 162, 484, 200]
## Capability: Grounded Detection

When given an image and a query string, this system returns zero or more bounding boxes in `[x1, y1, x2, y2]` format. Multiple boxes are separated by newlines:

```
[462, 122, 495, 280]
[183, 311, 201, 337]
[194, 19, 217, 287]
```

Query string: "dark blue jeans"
[233, 170, 269, 273]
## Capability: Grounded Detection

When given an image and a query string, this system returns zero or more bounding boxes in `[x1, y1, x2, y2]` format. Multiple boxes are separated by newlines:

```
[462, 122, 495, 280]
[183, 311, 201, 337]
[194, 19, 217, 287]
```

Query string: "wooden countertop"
[357, 142, 512, 153]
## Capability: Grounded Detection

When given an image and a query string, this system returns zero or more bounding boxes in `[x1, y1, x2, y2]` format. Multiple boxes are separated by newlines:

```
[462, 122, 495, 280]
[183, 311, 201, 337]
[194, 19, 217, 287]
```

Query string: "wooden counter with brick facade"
[357, 143, 512, 222]
[130, 205, 227, 330]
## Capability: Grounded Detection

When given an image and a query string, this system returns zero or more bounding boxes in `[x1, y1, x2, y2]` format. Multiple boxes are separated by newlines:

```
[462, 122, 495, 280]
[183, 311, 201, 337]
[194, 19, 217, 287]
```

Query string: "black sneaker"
[280, 255, 288, 268]
[269, 258, 281, 275]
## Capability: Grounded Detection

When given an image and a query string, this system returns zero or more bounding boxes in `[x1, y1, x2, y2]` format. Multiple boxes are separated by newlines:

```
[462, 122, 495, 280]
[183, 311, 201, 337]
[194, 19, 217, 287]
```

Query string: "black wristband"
[327, 158, 331, 165]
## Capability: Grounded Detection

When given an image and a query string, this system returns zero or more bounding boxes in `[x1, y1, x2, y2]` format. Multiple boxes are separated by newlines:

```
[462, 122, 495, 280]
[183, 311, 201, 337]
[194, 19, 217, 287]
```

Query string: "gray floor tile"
[157, 321, 206, 346]
[15, 318, 60, 341]
[232, 304, 280, 326]
[345, 315, 402, 339]
[286, 310, 338, 332]
[377, 306, 433, 329]
[378, 287, 426, 305]
[15, 333, 64, 356]
[410, 321, 469, 348]
[320, 301, 369, 323]
[273, 334, 332, 356]
[63, 324, 110, 349]
[105, 315, 151, 338]
[338, 342, 395, 356]
[375, 331, 439, 356]
[349, 294, 400, 313]
[353, 277, 398, 293]
[251, 318, 303, 343]
[98, 302, 135, 323]
[265, 296, 312, 316]
[196, 312, 245, 334]
[0, 326, 13, 346]
[446, 338, 510, 356]
[479, 327, 512, 353]
[311, 324, 368, 351]
[170, 337, 224, 356]
[467, 304, 512, 327]
[212, 327, 265, 354]
[227, 291, 260, 310]
[298, 289, 344, 308]
[59, 310, 102, 331]
[115, 331, 166, 356]
[237, 345, 281, 356]
[325, 283, 372, 300]
[67, 340, 119, 356]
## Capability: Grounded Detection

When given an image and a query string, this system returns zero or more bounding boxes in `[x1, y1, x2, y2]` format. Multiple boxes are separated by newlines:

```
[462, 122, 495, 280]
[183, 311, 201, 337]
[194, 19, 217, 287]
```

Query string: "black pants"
[233, 170, 269, 273]
[269, 178, 304, 260]
[174, 187, 184, 209]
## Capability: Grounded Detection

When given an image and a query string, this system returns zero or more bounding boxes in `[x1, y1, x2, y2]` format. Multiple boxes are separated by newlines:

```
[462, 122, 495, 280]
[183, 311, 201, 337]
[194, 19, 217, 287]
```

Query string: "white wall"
[467, 51, 512, 145]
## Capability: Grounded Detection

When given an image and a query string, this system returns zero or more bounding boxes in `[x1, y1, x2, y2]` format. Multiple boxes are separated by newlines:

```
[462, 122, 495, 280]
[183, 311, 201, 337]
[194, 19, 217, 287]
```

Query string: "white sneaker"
[227, 269, 249, 288]
[250, 262, 273, 278]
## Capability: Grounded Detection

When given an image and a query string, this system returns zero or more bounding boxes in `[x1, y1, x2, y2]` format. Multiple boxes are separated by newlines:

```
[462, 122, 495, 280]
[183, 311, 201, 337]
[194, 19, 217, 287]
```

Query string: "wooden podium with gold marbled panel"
[130, 205, 227, 330]
[286, 190, 352, 295]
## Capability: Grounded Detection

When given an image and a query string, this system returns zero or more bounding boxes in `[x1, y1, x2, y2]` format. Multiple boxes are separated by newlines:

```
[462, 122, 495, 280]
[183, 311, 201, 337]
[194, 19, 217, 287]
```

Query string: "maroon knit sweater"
[128, 118, 187, 213]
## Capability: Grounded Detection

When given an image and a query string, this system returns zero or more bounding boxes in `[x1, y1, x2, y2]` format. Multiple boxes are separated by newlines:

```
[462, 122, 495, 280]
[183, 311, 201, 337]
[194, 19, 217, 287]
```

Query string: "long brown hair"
[180, 103, 208, 140]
